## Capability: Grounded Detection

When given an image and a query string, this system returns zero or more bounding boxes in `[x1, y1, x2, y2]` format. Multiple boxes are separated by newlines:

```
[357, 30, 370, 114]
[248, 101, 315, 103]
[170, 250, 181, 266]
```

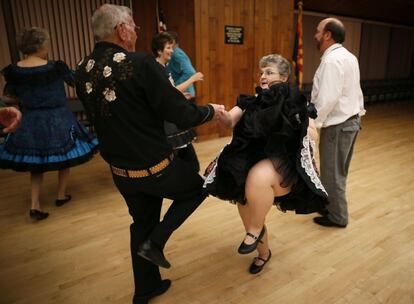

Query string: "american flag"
[156, 0, 167, 33]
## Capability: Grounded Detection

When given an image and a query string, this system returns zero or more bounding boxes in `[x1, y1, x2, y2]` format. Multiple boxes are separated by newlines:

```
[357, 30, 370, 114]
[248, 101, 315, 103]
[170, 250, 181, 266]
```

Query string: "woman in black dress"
[204, 54, 328, 274]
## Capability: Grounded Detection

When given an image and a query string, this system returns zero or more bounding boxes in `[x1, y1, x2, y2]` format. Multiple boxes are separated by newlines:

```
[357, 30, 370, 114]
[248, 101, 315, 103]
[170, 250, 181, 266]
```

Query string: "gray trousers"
[319, 117, 361, 226]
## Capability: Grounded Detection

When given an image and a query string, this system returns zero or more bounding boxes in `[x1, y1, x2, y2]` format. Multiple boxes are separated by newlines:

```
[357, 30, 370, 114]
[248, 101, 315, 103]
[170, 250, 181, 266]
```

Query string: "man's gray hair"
[259, 54, 291, 77]
[91, 4, 132, 42]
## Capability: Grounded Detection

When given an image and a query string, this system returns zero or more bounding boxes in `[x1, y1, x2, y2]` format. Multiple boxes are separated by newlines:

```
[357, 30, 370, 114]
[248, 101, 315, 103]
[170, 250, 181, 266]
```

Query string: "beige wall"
[302, 14, 362, 84]
[301, 12, 414, 83]
[302, 14, 321, 84]
[386, 27, 414, 79]
[342, 20, 361, 58]
[359, 23, 390, 80]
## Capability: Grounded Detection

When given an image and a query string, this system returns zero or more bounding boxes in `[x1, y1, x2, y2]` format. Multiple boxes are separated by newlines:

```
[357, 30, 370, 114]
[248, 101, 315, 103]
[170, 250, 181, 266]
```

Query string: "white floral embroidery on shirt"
[85, 59, 95, 72]
[103, 66, 112, 78]
[85, 82, 93, 94]
[103, 88, 116, 102]
[113, 52, 126, 63]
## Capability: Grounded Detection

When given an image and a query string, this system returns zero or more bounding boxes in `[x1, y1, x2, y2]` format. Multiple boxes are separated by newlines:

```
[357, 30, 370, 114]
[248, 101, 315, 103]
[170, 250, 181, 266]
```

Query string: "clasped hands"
[209, 104, 232, 127]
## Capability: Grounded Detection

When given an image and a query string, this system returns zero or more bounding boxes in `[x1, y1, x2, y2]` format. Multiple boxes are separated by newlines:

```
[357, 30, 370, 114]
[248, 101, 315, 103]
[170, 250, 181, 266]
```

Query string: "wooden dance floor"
[0, 100, 413, 304]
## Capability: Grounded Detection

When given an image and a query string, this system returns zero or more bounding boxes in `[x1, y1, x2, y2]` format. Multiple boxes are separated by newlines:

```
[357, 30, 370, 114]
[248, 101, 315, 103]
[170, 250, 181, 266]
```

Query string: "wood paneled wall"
[133, 0, 157, 54]
[159, 0, 196, 63]
[253, 0, 295, 84]
[195, 0, 255, 138]
[129, 0, 296, 138]
[0, 2, 11, 96]
[133, 0, 195, 61]
[1, 0, 129, 99]
[194, 0, 294, 138]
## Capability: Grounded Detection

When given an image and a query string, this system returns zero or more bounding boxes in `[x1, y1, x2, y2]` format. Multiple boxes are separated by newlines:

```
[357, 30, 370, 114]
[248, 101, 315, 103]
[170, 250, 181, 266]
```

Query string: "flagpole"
[297, 1, 304, 91]
[156, 0, 161, 33]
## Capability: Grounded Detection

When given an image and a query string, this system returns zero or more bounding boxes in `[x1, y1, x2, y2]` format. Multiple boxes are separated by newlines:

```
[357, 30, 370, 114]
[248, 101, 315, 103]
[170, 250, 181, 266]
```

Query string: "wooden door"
[194, 0, 256, 138]
[195, 0, 294, 139]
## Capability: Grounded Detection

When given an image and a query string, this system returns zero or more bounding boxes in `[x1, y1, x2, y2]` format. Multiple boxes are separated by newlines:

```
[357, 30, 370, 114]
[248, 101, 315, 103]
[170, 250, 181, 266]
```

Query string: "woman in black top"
[151, 32, 203, 172]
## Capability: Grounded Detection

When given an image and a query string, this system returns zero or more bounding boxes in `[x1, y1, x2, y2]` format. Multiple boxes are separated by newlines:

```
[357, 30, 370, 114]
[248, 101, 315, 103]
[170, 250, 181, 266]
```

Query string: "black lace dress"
[203, 83, 328, 214]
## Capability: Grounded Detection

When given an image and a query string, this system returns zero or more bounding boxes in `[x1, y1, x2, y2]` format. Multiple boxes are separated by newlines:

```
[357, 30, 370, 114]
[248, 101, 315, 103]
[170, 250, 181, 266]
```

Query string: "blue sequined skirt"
[0, 137, 98, 173]
[0, 105, 98, 173]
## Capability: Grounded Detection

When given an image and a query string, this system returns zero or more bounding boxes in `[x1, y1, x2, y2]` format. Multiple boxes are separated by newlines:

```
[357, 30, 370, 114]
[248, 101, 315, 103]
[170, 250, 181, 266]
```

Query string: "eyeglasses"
[114, 23, 141, 32]
[259, 70, 279, 77]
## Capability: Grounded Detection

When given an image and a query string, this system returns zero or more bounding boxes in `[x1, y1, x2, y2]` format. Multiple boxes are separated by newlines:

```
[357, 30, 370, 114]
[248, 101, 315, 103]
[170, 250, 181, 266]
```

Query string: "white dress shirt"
[311, 43, 365, 128]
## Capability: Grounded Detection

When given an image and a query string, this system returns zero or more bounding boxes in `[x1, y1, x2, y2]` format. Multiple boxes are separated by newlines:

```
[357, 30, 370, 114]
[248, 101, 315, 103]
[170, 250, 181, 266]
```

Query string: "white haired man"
[75, 4, 224, 304]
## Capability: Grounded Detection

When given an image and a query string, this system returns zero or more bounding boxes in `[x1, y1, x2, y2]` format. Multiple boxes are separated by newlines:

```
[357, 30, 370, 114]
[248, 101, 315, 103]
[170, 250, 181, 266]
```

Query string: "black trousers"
[111, 157, 207, 297]
[176, 143, 200, 173]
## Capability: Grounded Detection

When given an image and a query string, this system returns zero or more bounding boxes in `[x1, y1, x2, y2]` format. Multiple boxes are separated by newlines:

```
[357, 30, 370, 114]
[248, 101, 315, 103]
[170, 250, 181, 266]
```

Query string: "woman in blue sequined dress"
[0, 27, 98, 220]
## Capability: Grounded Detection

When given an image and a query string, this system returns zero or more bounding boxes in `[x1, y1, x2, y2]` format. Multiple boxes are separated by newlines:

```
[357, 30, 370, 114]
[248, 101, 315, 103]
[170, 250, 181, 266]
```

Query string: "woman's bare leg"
[57, 168, 70, 199]
[255, 230, 271, 264]
[243, 159, 291, 264]
[31, 172, 43, 210]
[237, 202, 251, 231]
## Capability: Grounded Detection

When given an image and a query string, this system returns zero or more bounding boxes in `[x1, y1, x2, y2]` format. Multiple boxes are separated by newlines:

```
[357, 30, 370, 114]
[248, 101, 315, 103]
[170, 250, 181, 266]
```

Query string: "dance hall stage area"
[0, 100, 413, 304]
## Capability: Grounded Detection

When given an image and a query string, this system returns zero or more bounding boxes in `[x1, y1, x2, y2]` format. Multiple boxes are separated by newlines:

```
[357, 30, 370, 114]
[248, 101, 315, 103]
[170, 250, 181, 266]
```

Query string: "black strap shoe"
[238, 226, 266, 254]
[137, 240, 171, 269]
[55, 195, 72, 207]
[29, 209, 49, 221]
[249, 250, 272, 274]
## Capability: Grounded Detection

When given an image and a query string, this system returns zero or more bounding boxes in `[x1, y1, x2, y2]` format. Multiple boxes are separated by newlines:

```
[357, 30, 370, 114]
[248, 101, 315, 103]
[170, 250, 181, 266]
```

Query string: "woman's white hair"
[91, 4, 132, 42]
[259, 54, 291, 77]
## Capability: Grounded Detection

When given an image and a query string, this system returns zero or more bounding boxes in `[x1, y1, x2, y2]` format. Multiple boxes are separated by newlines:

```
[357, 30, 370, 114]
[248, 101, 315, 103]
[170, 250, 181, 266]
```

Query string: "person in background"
[167, 31, 198, 99]
[311, 17, 364, 228]
[152, 32, 203, 172]
[204, 54, 328, 274]
[0, 27, 98, 221]
[75, 5, 224, 304]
